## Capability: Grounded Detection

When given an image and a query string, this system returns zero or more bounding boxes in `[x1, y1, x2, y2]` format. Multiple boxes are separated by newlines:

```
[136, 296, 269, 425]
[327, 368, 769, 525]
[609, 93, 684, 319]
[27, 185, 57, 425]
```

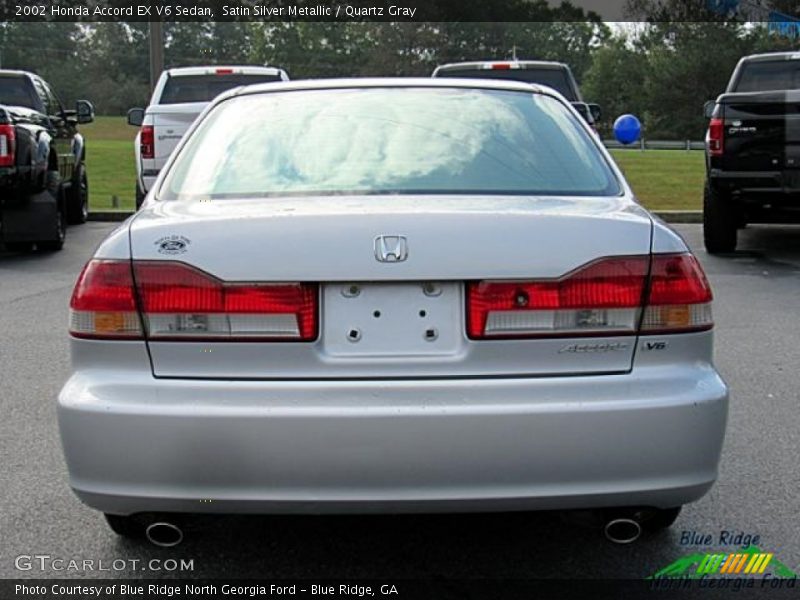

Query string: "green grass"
[83, 117, 137, 211]
[83, 117, 706, 212]
[86, 140, 136, 210]
[610, 149, 705, 211]
[81, 116, 136, 142]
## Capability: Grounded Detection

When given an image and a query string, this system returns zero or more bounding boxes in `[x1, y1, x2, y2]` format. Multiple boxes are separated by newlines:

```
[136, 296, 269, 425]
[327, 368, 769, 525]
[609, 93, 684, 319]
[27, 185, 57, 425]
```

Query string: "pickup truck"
[704, 51, 800, 253]
[432, 60, 601, 128]
[128, 65, 289, 208]
[0, 70, 94, 252]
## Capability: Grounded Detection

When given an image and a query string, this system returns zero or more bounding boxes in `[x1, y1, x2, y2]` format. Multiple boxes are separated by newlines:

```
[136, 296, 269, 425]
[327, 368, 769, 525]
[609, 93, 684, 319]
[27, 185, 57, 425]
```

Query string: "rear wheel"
[104, 514, 144, 539]
[37, 172, 66, 252]
[4, 241, 33, 252]
[703, 182, 738, 254]
[66, 163, 89, 224]
[640, 506, 682, 532]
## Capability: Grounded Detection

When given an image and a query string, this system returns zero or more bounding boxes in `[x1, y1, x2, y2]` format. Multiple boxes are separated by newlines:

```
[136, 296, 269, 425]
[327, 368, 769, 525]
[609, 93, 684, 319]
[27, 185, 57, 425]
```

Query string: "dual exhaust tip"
[603, 517, 642, 544]
[141, 514, 642, 547]
[145, 521, 183, 547]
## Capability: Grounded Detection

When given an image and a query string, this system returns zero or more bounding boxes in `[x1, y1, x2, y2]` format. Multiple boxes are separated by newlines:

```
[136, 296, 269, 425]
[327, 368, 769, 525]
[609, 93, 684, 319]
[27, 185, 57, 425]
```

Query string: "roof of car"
[738, 51, 800, 63]
[0, 70, 34, 78]
[227, 77, 553, 100]
[165, 65, 286, 77]
[433, 60, 571, 73]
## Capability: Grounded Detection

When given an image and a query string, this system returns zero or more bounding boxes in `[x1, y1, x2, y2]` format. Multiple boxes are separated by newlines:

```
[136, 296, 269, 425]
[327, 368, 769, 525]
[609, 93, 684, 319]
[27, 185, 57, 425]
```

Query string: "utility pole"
[149, 22, 164, 93]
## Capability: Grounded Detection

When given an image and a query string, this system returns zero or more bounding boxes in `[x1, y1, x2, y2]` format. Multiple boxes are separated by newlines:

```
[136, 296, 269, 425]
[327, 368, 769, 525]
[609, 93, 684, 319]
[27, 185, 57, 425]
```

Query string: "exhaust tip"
[145, 522, 183, 547]
[604, 518, 641, 544]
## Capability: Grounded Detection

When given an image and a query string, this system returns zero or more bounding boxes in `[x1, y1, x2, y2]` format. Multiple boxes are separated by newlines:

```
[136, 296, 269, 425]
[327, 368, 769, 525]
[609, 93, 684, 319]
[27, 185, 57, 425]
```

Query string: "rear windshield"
[733, 60, 800, 92]
[161, 87, 619, 200]
[159, 73, 283, 104]
[0, 76, 37, 109]
[435, 67, 577, 101]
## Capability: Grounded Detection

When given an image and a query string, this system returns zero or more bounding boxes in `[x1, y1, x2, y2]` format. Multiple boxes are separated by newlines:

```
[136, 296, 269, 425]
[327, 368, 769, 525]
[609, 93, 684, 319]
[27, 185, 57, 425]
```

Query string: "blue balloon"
[613, 114, 642, 145]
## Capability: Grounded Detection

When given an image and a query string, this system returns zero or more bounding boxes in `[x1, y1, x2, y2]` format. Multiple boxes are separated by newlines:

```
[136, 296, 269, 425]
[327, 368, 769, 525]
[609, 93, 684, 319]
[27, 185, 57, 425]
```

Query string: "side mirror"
[587, 103, 602, 122]
[613, 114, 642, 145]
[703, 100, 715, 119]
[75, 100, 94, 124]
[127, 108, 144, 127]
[571, 101, 591, 122]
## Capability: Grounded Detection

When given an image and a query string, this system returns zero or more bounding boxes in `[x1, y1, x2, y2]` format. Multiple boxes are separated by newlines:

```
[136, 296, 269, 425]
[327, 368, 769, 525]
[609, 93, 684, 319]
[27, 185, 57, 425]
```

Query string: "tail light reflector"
[140, 125, 155, 159]
[0, 124, 16, 167]
[641, 253, 713, 333]
[467, 257, 648, 339]
[133, 262, 318, 341]
[706, 117, 724, 157]
[69, 260, 142, 339]
[467, 253, 713, 339]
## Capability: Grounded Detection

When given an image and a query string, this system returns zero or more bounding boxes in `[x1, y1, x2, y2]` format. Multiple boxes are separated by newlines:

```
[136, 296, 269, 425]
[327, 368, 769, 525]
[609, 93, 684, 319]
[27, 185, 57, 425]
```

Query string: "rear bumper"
[58, 360, 729, 516]
[709, 168, 800, 200]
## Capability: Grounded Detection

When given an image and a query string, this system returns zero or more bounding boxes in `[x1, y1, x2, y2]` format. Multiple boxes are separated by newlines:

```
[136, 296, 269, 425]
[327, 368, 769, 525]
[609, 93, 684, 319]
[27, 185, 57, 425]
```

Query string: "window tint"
[162, 88, 619, 200]
[0, 77, 38, 109]
[734, 61, 800, 92]
[436, 67, 577, 101]
[160, 73, 284, 104]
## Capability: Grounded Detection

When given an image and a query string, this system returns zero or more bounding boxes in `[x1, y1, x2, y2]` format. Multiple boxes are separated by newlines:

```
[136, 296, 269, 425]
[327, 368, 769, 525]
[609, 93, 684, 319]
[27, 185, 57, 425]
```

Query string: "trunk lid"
[147, 102, 206, 170]
[129, 195, 653, 379]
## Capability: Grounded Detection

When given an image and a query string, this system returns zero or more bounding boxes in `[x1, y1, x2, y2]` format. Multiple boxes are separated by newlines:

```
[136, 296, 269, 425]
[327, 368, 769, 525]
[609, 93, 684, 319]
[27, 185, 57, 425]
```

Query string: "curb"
[88, 210, 705, 224]
[652, 210, 703, 224]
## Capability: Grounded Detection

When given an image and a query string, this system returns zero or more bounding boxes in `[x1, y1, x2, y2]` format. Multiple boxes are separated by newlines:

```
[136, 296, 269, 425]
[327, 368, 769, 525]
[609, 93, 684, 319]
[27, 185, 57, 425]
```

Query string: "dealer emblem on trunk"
[155, 235, 191, 255]
[374, 235, 408, 263]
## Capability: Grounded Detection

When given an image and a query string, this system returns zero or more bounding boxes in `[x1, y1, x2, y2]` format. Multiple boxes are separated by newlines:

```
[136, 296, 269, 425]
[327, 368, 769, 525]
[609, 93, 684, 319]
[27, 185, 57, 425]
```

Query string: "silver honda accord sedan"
[58, 78, 728, 544]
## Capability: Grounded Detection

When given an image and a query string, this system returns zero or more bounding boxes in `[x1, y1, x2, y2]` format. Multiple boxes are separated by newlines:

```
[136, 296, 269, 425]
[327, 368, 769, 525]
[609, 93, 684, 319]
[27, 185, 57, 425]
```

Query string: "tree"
[581, 34, 648, 129]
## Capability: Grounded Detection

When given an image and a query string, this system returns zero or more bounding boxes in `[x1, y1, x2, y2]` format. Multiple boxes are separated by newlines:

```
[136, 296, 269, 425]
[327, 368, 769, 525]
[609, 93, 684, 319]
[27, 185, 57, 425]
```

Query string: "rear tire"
[37, 172, 66, 252]
[4, 241, 34, 252]
[104, 514, 144, 539]
[66, 163, 89, 225]
[641, 506, 682, 532]
[703, 182, 738, 254]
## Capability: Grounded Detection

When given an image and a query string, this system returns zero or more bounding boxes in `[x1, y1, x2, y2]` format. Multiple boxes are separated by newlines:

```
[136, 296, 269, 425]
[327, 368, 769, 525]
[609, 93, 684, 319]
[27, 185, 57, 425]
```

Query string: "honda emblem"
[374, 235, 408, 263]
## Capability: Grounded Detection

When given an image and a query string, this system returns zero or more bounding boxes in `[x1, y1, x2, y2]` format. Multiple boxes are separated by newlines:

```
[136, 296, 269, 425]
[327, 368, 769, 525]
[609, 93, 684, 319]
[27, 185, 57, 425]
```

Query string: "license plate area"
[323, 282, 462, 357]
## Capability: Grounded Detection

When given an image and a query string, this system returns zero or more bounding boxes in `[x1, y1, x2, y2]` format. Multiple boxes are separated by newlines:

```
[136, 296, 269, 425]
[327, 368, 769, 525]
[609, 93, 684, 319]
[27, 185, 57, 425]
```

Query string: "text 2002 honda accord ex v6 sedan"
[58, 78, 728, 545]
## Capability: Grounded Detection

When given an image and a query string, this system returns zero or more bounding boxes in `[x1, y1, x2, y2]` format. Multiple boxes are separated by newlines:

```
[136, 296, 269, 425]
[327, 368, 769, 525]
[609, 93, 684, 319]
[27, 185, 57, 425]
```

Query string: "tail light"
[0, 124, 16, 167]
[466, 254, 712, 339]
[139, 125, 155, 159]
[69, 261, 143, 339]
[641, 254, 713, 333]
[490, 63, 513, 70]
[467, 257, 648, 339]
[706, 117, 724, 157]
[215, 68, 234, 75]
[70, 260, 318, 341]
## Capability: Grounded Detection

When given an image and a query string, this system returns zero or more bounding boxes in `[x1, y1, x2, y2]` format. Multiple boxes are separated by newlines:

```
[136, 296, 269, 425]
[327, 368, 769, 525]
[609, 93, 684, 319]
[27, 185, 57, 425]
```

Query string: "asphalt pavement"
[1, 221, 798, 581]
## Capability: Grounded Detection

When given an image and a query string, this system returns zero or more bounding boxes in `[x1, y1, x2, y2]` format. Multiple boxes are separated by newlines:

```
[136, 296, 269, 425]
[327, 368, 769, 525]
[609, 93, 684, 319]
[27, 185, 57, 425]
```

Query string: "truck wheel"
[104, 514, 144, 539]
[37, 172, 66, 252]
[703, 182, 738, 254]
[4, 242, 34, 252]
[66, 163, 89, 225]
[135, 182, 145, 210]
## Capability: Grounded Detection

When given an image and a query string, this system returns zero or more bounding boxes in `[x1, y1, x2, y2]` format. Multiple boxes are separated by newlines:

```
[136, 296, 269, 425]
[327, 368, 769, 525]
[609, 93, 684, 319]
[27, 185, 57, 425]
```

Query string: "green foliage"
[1, 14, 799, 142]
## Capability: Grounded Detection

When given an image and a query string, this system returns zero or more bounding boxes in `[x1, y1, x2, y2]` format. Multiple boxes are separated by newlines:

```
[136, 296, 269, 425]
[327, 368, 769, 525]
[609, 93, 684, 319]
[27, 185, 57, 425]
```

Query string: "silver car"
[59, 78, 728, 545]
